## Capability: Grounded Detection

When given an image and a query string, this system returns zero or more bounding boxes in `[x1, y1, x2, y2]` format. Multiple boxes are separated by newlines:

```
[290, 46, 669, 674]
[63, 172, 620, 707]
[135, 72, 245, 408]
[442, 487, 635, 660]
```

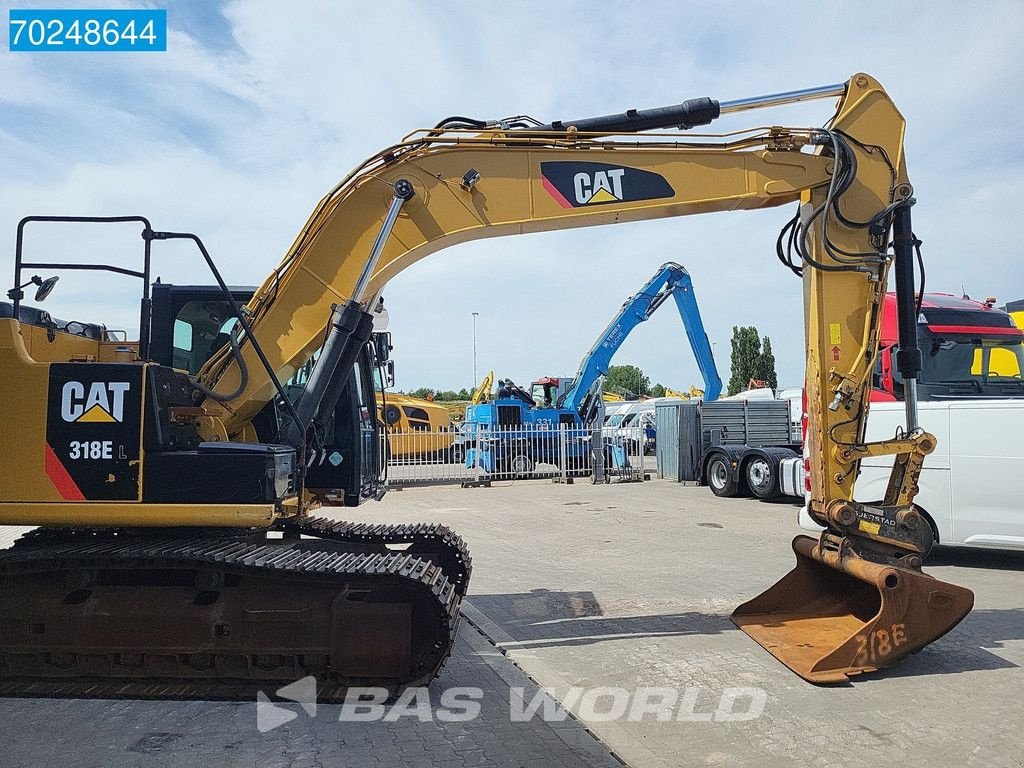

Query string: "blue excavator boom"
[558, 262, 722, 416]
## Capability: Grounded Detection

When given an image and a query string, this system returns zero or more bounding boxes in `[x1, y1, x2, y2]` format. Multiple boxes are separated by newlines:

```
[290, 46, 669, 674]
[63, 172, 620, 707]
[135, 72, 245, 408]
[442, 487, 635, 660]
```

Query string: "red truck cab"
[873, 293, 1024, 401]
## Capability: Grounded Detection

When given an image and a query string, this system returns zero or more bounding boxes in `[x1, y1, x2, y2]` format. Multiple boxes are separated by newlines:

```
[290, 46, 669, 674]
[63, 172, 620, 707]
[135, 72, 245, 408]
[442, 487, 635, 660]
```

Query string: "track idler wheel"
[731, 535, 974, 684]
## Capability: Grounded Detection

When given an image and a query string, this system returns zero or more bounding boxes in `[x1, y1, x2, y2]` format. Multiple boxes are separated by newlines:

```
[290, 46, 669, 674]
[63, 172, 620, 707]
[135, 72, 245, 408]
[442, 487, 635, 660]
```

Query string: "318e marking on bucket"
[853, 623, 908, 665]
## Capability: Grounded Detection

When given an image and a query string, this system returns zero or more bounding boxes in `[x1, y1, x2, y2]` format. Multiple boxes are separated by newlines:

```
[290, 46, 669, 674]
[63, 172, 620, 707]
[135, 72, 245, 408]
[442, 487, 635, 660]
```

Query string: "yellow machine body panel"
[377, 392, 453, 458]
[0, 318, 279, 525]
[0, 319, 56, 502]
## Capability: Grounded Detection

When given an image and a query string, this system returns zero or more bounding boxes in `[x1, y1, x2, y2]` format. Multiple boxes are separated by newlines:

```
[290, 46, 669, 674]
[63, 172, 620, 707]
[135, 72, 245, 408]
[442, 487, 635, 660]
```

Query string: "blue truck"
[462, 383, 594, 477]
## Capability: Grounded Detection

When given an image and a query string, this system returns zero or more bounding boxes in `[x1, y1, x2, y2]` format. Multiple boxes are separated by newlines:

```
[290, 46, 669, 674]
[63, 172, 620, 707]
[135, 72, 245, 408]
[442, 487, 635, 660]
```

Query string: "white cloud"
[1, 0, 1021, 392]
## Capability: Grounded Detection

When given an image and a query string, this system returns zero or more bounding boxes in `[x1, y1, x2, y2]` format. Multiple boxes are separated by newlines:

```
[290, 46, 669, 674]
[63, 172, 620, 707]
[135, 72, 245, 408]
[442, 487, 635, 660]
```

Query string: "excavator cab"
[148, 282, 385, 506]
[530, 377, 565, 408]
[148, 282, 257, 375]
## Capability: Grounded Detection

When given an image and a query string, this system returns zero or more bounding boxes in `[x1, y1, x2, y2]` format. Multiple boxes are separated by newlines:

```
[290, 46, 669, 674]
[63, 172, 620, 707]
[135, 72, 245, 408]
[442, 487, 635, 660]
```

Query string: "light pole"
[472, 312, 479, 387]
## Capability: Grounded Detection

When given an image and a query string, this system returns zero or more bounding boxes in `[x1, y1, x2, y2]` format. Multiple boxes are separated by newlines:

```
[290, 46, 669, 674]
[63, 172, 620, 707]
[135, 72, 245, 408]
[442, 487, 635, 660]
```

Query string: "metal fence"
[383, 423, 648, 488]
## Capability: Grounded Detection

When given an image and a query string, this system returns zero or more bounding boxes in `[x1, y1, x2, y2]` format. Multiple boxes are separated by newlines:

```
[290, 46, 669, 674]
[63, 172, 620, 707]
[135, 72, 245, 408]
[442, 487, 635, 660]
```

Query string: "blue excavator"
[555, 261, 721, 415]
[464, 262, 721, 475]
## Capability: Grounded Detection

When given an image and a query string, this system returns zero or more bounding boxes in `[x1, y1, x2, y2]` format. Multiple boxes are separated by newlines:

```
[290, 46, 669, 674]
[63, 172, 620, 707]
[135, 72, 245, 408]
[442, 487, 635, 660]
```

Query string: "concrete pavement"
[1, 478, 1022, 767]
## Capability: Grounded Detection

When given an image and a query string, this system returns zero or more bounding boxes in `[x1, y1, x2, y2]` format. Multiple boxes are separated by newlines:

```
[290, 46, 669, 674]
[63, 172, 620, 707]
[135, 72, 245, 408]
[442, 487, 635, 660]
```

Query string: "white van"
[602, 400, 649, 451]
[798, 399, 1024, 550]
[602, 402, 629, 425]
[603, 397, 685, 452]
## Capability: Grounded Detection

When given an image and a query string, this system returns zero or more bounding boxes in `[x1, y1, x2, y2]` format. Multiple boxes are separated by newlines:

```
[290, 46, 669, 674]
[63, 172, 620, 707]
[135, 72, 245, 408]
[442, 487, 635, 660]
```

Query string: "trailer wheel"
[450, 443, 465, 464]
[706, 455, 738, 497]
[745, 456, 779, 499]
[509, 453, 535, 478]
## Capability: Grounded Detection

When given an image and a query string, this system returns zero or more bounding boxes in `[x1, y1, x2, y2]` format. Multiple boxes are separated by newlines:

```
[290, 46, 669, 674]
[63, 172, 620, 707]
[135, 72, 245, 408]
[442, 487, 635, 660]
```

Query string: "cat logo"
[574, 168, 626, 205]
[540, 161, 675, 209]
[60, 381, 131, 423]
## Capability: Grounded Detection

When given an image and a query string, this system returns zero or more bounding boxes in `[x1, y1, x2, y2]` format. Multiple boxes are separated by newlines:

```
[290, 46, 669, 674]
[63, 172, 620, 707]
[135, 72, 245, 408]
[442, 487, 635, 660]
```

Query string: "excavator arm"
[196, 76, 907, 513]
[470, 370, 494, 405]
[668, 268, 723, 402]
[557, 262, 722, 416]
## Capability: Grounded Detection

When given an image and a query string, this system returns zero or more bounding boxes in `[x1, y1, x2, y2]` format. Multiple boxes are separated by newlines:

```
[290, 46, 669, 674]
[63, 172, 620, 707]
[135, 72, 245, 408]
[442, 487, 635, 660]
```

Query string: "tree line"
[405, 387, 472, 402]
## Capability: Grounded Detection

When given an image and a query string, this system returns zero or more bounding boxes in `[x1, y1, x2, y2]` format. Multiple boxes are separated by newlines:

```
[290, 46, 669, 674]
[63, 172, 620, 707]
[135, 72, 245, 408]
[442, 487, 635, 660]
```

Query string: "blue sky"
[2, 1, 1023, 392]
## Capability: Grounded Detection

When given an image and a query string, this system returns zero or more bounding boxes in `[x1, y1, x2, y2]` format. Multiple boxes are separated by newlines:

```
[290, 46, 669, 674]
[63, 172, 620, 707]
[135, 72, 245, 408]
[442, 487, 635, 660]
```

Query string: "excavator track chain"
[282, 517, 472, 597]
[0, 520, 472, 702]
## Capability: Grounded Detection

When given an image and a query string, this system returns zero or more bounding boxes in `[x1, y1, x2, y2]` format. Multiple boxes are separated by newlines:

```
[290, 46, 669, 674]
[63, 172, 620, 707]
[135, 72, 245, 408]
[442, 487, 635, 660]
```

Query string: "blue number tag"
[9, 9, 167, 52]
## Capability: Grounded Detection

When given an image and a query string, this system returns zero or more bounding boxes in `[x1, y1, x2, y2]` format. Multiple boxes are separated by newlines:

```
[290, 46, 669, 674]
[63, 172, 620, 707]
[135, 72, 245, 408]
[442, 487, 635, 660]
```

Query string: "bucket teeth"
[732, 535, 974, 684]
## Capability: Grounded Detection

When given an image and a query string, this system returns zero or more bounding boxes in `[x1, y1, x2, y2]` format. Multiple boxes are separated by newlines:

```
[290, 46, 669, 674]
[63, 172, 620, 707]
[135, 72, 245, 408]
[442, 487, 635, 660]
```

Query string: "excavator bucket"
[732, 535, 974, 684]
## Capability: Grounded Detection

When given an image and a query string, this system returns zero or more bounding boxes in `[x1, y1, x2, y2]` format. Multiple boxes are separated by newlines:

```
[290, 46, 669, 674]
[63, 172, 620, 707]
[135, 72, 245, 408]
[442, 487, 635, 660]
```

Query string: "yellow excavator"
[0, 73, 973, 696]
[470, 370, 494, 404]
[665, 386, 704, 400]
[377, 392, 454, 460]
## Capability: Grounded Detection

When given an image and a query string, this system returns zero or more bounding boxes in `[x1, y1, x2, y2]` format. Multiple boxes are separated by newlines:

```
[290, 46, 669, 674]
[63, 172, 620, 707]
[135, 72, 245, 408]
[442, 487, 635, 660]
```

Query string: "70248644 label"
[8, 9, 167, 52]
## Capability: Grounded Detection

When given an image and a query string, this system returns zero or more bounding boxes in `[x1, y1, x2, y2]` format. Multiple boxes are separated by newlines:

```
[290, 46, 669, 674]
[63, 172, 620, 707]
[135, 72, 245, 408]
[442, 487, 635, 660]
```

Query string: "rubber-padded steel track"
[0, 519, 472, 702]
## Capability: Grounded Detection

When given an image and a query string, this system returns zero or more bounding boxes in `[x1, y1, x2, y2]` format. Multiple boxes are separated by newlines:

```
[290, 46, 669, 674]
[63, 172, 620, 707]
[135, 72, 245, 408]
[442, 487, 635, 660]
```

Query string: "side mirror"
[34, 275, 60, 302]
[372, 298, 390, 331]
[880, 345, 895, 395]
[384, 360, 395, 388]
[373, 331, 392, 363]
[7, 274, 60, 303]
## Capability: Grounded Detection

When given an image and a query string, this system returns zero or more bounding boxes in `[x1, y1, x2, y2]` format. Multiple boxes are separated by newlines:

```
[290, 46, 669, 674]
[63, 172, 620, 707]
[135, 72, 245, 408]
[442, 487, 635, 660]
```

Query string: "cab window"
[171, 299, 234, 374]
